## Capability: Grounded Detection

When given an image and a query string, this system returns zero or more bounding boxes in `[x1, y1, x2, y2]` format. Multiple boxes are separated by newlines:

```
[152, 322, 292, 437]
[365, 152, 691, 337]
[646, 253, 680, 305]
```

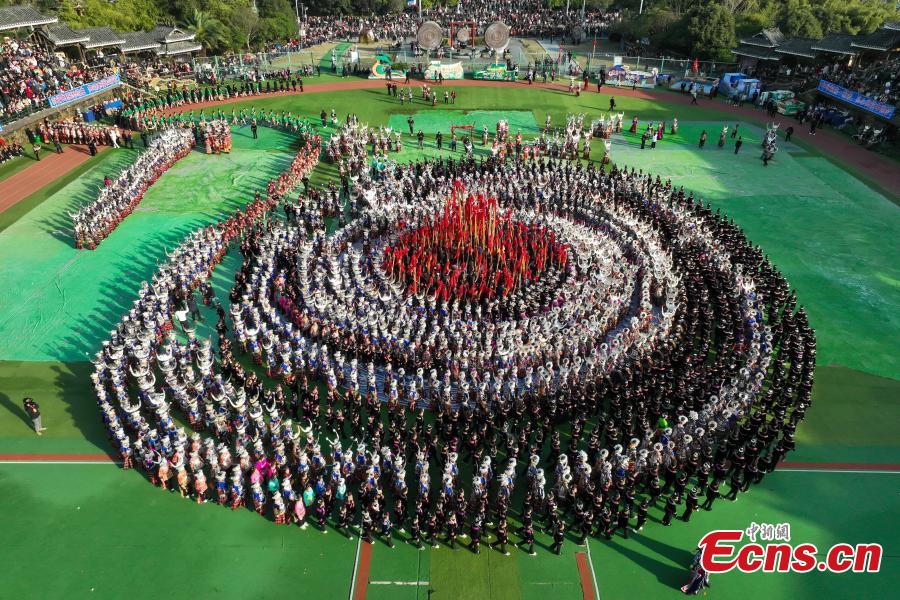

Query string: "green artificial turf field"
[0, 85, 897, 600]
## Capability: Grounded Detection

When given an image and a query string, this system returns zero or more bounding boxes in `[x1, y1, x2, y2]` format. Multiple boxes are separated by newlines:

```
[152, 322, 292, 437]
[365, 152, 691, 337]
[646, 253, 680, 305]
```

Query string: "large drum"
[417, 21, 443, 51]
[484, 21, 510, 51]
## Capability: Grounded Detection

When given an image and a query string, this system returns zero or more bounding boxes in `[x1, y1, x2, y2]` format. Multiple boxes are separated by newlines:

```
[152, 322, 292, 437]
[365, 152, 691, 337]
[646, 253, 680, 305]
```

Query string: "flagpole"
[589, 31, 596, 75]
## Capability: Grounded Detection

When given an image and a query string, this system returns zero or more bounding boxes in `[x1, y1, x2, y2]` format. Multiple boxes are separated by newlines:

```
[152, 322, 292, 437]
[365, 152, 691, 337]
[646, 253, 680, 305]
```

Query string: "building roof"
[120, 31, 162, 54]
[75, 27, 126, 49]
[0, 5, 57, 31]
[42, 23, 90, 47]
[156, 40, 202, 56]
[850, 28, 900, 52]
[810, 33, 858, 55]
[739, 28, 786, 48]
[884, 21, 900, 32]
[731, 43, 781, 61]
[150, 25, 196, 44]
[774, 37, 820, 59]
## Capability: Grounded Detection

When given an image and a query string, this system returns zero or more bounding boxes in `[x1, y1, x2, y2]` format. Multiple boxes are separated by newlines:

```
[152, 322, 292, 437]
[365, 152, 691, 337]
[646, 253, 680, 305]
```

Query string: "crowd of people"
[71, 127, 195, 249]
[268, 0, 619, 51]
[0, 36, 116, 125]
[812, 58, 899, 107]
[201, 119, 231, 154]
[87, 111, 814, 555]
[415, 0, 618, 42]
[383, 190, 569, 302]
[30, 119, 127, 149]
[277, 14, 418, 50]
[0, 136, 26, 164]
[325, 120, 378, 179]
[117, 73, 308, 133]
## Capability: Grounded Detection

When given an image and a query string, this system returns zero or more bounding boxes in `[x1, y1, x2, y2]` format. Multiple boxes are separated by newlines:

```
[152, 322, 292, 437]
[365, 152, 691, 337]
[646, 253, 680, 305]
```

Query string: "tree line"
[609, 0, 899, 60]
[3, 0, 897, 57]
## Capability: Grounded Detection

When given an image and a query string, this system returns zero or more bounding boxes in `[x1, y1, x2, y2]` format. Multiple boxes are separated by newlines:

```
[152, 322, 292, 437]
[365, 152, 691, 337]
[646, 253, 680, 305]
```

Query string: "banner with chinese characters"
[817, 79, 896, 120]
[48, 74, 122, 108]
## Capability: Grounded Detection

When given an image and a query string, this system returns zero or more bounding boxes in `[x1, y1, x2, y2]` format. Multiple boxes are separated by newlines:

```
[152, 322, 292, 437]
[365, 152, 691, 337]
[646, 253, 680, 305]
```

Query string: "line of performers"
[629, 117, 678, 140]
[119, 72, 305, 120]
[72, 127, 195, 250]
[33, 120, 125, 147]
[120, 106, 316, 143]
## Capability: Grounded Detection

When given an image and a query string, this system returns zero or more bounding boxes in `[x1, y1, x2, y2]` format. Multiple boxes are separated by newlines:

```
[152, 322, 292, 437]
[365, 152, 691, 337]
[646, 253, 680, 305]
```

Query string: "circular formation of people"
[90, 109, 815, 556]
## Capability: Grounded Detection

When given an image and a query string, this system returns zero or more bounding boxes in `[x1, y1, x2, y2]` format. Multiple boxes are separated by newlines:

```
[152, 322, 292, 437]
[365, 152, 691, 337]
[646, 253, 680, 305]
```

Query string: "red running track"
[0, 145, 108, 214]
[576, 551, 597, 600]
[353, 541, 373, 600]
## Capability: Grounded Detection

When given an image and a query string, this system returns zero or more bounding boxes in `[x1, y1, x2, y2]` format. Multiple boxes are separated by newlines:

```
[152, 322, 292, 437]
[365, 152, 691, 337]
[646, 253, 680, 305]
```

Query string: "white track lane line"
[585, 540, 601, 600]
[348, 533, 362, 600]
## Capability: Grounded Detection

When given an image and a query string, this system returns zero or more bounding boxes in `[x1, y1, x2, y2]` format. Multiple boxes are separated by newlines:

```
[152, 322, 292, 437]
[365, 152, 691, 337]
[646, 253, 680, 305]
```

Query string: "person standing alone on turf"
[698, 130, 707, 149]
[609, 96, 616, 111]
[734, 137, 743, 154]
[551, 519, 565, 554]
[251, 119, 258, 139]
[23, 397, 46, 435]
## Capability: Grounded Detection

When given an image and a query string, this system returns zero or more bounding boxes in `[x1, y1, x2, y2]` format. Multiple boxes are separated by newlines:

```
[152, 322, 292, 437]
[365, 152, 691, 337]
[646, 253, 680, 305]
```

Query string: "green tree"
[735, 11, 775, 40]
[814, 0, 896, 35]
[233, 4, 260, 50]
[57, 0, 161, 32]
[687, 3, 736, 60]
[780, 1, 823, 38]
[182, 8, 229, 53]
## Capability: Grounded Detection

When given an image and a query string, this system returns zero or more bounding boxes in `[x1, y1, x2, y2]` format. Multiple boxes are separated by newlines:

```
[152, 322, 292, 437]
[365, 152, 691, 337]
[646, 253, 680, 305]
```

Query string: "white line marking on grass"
[776, 469, 900, 474]
[369, 581, 430, 585]
[348, 533, 362, 600]
[585, 542, 601, 600]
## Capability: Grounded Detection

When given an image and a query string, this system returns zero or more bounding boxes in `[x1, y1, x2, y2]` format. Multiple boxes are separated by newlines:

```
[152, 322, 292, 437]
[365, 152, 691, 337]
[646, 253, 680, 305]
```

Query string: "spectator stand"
[1, 6, 201, 134]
